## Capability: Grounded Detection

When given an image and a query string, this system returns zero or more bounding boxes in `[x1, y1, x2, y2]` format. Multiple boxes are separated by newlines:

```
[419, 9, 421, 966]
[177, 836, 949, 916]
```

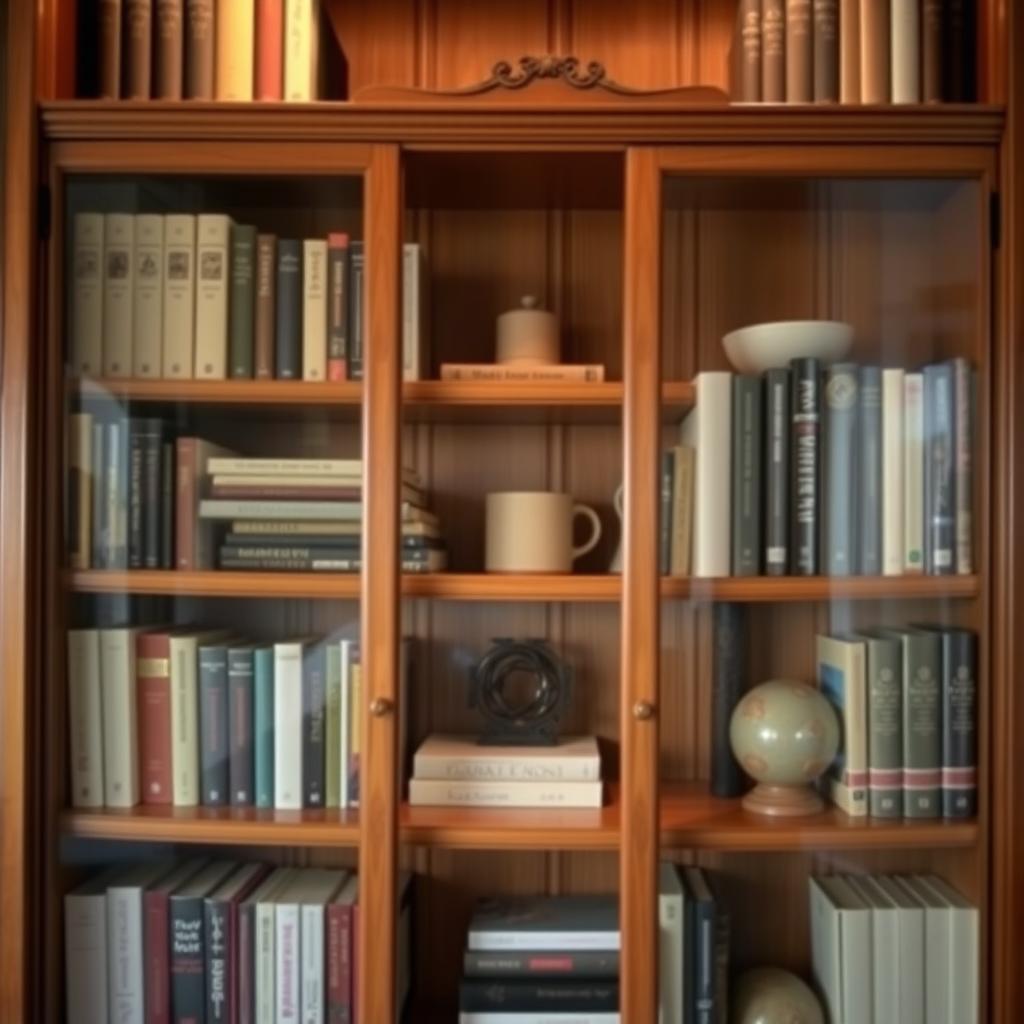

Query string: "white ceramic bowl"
[722, 320, 854, 375]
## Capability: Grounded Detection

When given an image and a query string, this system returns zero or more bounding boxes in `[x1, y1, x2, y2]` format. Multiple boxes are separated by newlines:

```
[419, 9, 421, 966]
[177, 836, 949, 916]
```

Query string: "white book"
[875, 875, 926, 1024]
[67, 629, 104, 808]
[658, 862, 685, 1024]
[299, 870, 348, 1024]
[65, 871, 118, 1024]
[71, 212, 105, 377]
[275, 876, 305, 1022]
[816, 634, 868, 817]
[460, 1017, 620, 1024]
[896, 876, 951, 1024]
[302, 238, 328, 381]
[256, 869, 298, 1024]
[402, 242, 424, 381]
[413, 734, 601, 783]
[891, 0, 921, 103]
[845, 875, 901, 1024]
[809, 876, 873, 1024]
[99, 626, 142, 807]
[882, 368, 906, 576]
[215, 0, 255, 100]
[162, 213, 196, 378]
[275, 640, 309, 809]
[903, 372, 924, 573]
[102, 212, 136, 378]
[679, 371, 732, 577]
[132, 213, 164, 377]
[194, 213, 231, 379]
[339, 639, 355, 811]
[408, 778, 603, 809]
[284, 0, 320, 101]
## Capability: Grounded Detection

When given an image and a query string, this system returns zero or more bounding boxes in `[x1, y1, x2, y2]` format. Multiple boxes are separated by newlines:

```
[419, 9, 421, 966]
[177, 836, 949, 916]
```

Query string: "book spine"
[254, 647, 275, 808]
[185, 0, 215, 99]
[71, 213, 105, 377]
[325, 645, 342, 808]
[170, 896, 205, 1023]
[162, 214, 197, 378]
[238, 902, 256, 1024]
[458, 980, 619, 1012]
[921, 0, 943, 102]
[91, 423, 106, 568]
[764, 368, 790, 575]
[923, 363, 955, 574]
[128, 422, 145, 568]
[220, 554, 440, 573]
[857, 366, 882, 574]
[284, 0, 318, 101]
[669, 446, 694, 576]
[68, 413, 93, 569]
[301, 903, 326, 1022]
[256, 0, 284, 99]
[170, 638, 200, 806]
[215, 0, 255, 99]
[408, 778, 603, 808]
[276, 239, 303, 379]
[326, 903, 351, 1023]
[348, 241, 365, 380]
[254, 234, 277, 379]
[903, 373, 925, 573]
[133, 213, 164, 377]
[861, 0, 891, 102]
[194, 213, 231, 379]
[813, 0, 839, 101]
[105, 419, 128, 569]
[276, 903, 301, 1021]
[100, 628, 140, 807]
[103, 213, 135, 378]
[943, 0, 975, 102]
[161, 440, 175, 568]
[866, 638, 903, 817]
[99, 0, 123, 98]
[903, 634, 941, 818]
[229, 224, 257, 378]
[785, 0, 813, 102]
[107, 887, 146, 1021]
[199, 644, 230, 806]
[952, 358, 973, 573]
[881, 368, 905, 576]
[402, 242, 423, 381]
[692, 896, 716, 1024]
[274, 643, 304, 809]
[303, 238, 328, 381]
[143, 420, 163, 569]
[790, 358, 821, 575]
[762, 0, 786, 101]
[67, 630, 104, 808]
[710, 603, 746, 798]
[204, 898, 231, 1022]
[154, 0, 184, 99]
[174, 437, 196, 570]
[124, 0, 153, 98]
[303, 644, 327, 807]
[65, 890, 109, 1023]
[940, 630, 977, 818]
[659, 450, 674, 575]
[327, 234, 349, 381]
[824, 363, 858, 575]
[438, 364, 606, 382]
[144, 891, 171, 1024]
[462, 950, 620, 979]
[891, 0, 921, 102]
[228, 647, 255, 805]
[137, 632, 173, 805]
[839, 0, 861, 102]
[731, 375, 762, 576]
[738, 0, 761, 101]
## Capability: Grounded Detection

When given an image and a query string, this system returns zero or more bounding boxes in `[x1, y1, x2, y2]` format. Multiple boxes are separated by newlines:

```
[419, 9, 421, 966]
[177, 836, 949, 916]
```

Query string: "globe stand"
[742, 782, 824, 817]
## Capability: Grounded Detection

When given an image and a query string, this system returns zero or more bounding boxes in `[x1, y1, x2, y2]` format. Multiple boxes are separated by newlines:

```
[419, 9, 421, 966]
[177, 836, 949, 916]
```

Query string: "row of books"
[734, 0, 976, 104]
[69, 211, 425, 383]
[65, 628, 385, 811]
[97, 0, 324, 101]
[817, 625, 976, 819]
[810, 873, 978, 1024]
[683, 360, 974, 578]
[65, 862, 411, 1024]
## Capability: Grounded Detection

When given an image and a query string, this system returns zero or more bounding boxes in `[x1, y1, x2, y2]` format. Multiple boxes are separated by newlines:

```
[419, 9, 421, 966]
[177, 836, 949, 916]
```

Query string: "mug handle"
[571, 504, 603, 561]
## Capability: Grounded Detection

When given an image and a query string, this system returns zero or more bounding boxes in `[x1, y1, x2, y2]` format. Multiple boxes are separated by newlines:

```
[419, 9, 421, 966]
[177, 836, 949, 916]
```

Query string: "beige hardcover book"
[890, 0, 921, 103]
[194, 213, 231, 379]
[71, 212, 105, 377]
[284, 0, 320, 101]
[861, 0, 891, 102]
[302, 238, 328, 381]
[669, 444, 694, 576]
[68, 412, 93, 570]
[402, 242, 424, 381]
[409, 778, 603, 808]
[162, 213, 196, 378]
[100, 627, 143, 807]
[413, 735, 601, 783]
[67, 629, 104, 809]
[132, 213, 164, 377]
[102, 213, 135, 378]
[439, 363, 606, 382]
[840, 0, 861, 102]
[216, 0, 255, 99]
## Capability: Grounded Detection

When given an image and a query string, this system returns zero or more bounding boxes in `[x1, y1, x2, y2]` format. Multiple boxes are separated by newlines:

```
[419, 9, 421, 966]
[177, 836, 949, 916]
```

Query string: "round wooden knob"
[370, 697, 394, 718]
[632, 700, 655, 721]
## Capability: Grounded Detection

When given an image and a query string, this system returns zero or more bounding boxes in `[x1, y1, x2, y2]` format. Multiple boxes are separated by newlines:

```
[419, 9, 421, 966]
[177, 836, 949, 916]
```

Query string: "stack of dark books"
[459, 895, 619, 1023]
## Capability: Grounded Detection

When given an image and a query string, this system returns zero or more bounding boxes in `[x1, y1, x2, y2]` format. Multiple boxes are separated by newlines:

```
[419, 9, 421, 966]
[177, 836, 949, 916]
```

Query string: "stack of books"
[459, 894, 619, 1023]
[196, 456, 446, 573]
[810, 873, 978, 1024]
[408, 735, 603, 809]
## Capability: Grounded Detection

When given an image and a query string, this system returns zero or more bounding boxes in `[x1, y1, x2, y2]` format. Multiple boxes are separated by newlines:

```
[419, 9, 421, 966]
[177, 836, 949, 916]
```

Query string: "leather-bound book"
[99, 0, 122, 99]
[154, 0, 184, 99]
[813, 0, 840, 101]
[254, 234, 277, 379]
[256, 0, 284, 100]
[861, 0, 891, 102]
[710, 603, 747, 798]
[124, 0, 152, 98]
[786, 0, 813, 102]
[840, 0, 861, 102]
[738, 0, 762, 101]
[762, 0, 786, 102]
[891, 0, 921, 102]
[944, 0, 976, 102]
[922, 0, 943, 101]
[185, 0, 215, 99]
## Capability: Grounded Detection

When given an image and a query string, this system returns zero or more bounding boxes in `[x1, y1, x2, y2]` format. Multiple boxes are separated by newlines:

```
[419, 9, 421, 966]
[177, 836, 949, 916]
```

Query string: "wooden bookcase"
[3, 1, 1024, 1021]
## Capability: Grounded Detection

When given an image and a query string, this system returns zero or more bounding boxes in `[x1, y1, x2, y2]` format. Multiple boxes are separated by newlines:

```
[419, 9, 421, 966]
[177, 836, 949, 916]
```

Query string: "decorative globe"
[729, 680, 840, 817]
[733, 968, 825, 1024]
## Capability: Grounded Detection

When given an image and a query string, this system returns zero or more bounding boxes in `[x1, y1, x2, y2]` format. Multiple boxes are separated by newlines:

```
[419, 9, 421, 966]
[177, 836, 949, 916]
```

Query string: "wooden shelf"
[74, 378, 694, 423]
[68, 569, 980, 602]
[60, 784, 978, 853]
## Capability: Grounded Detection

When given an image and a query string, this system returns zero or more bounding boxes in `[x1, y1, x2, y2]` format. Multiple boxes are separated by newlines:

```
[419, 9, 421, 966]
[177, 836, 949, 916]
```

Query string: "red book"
[327, 877, 358, 1021]
[327, 233, 350, 382]
[137, 630, 174, 805]
[255, 0, 284, 100]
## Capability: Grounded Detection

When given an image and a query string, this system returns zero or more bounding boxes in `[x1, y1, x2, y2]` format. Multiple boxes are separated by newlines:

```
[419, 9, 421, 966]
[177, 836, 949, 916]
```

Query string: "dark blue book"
[683, 866, 718, 1024]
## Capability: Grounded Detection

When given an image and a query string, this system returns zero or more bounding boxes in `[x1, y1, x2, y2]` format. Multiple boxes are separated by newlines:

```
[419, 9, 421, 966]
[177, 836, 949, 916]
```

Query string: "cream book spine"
[903, 372, 924, 573]
[274, 641, 305, 809]
[412, 736, 601, 782]
[844, 875, 901, 1024]
[71, 212, 105, 377]
[102, 212, 135, 378]
[132, 213, 165, 378]
[916, 875, 978, 1024]
[302, 238, 328, 381]
[162, 213, 196, 378]
[67, 629, 105, 808]
[658, 863, 685, 1024]
[256, 869, 297, 1024]
[402, 242, 423, 381]
[284, 0, 319, 101]
[169, 632, 202, 806]
[275, 881, 302, 1021]
[194, 213, 231, 379]
[65, 878, 111, 1024]
[890, 0, 921, 103]
[881, 368, 905, 576]
[100, 627, 141, 807]
[408, 778, 603, 809]
[873, 875, 925, 1024]
[215, 0, 255, 99]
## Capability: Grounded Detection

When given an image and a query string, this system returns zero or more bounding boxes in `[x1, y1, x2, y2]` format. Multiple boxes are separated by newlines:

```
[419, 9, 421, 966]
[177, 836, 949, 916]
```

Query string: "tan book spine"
[921, 0, 943, 102]
[891, 0, 921, 103]
[738, 0, 762, 102]
[255, 234, 276, 378]
[71, 212, 105, 377]
[861, 0, 891, 103]
[185, 0, 215, 99]
[786, 0, 814, 102]
[154, 0, 184, 99]
[170, 634, 201, 806]
[124, 0, 153, 98]
[161, 213, 196, 378]
[216, 0, 255, 100]
[175, 436, 198, 570]
[132, 213, 164, 378]
[439, 364, 606, 382]
[194, 213, 231, 379]
[762, 0, 787, 102]
[408, 778, 603, 809]
[99, 0, 123, 98]
[813, 0, 840, 101]
[669, 445, 694, 576]
[102, 213, 135, 379]
[840, 0, 861, 102]
[284, 0, 319, 101]
[302, 238, 327, 381]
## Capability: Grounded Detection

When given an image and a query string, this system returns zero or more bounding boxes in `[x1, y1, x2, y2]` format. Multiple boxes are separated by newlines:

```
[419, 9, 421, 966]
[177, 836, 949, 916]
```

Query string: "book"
[894, 876, 956, 1024]
[218, 548, 448, 573]
[175, 436, 235, 570]
[786, 0, 813, 102]
[922, 0, 943, 102]
[866, 876, 926, 1024]
[462, 951, 619, 979]
[412, 735, 601, 782]
[228, 644, 256, 805]
[439, 364, 606, 383]
[124, 0, 153, 98]
[326, 874, 359, 1021]
[840, 0, 861, 101]
[891, 0, 921, 103]
[256, 0, 284, 99]
[302, 237, 328, 381]
[660, 449, 674, 574]
[408, 778, 603, 809]
[154, 0, 184, 99]
[137, 629, 175, 805]
[103, 212, 135, 378]
[809, 876, 872, 1024]
[255, 233, 277, 378]
[99, 0, 123, 98]
[161, 439, 174, 568]
[65, 871, 116, 1024]
[142, 419, 164, 568]
[349, 240, 365, 379]
[106, 416, 130, 569]
[858, 366, 883, 574]
[903, 372, 925, 572]
[207, 456, 419, 479]
[861, 0, 891, 102]
[790, 358, 821, 575]
[710, 603, 746, 798]
[194, 213, 231, 379]
[468, 895, 619, 952]
[762, 0, 786, 102]
[458, 1015, 618, 1023]
[303, 643, 327, 807]
[842, 876, 901, 1020]
[274, 638, 311, 809]
[200, 497, 435, 522]
[669, 445, 695, 576]
[859, 631, 903, 818]
[683, 866, 718, 1024]
[215, 0, 255, 100]
[881, 368, 905, 576]
[68, 413, 93, 569]
[459, 980, 619, 1014]
[91, 421, 106, 567]
[254, 869, 298, 1023]
[403, 242, 425, 381]
[128, 419, 145, 568]
[339, 639, 357, 810]
[71, 212, 105, 376]
[817, 634, 868, 816]
[931, 627, 977, 818]
[100, 626, 142, 807]
[658, 862, 685, 1024]
[813, 0, 840, 101]
[238, 870, 288, 1024]
[951, 358, 973, 573]
[162, 213, 197, 378]
[185, 0, 215, 99]
[738, 0, 761, 102]
[254, 645, 275, 808]
[199, 640, 231, 806]
[823, 363, 858, 575]
[764, 367, 790, 575]
[231, 518, 438, 538]
[274, 875, 304, 1021]
[67, 629, 104, 808]
[944, 0, 976, 102]
[284, 0, 320, 101]
[325, 643, 342, 808]
[299, 870, 348, 1021]
[327, 233, 349, 380]
[229, 223, 257, 378]
[923, 363, 955, 574]
[731, 375, 762, 575]
[276, 238, 303, 378]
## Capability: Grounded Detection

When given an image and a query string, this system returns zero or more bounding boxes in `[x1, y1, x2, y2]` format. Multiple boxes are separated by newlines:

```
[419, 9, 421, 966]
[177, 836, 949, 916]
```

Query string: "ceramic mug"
[609, 483, 625, 573]
[485, 491, 602, 573]
[495, 295, 560, 365]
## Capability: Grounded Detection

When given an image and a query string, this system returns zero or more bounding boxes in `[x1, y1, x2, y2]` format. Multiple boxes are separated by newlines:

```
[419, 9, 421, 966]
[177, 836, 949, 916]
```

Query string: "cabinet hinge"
[37, 183, 51, 241]
[990, 191, 1001, 249]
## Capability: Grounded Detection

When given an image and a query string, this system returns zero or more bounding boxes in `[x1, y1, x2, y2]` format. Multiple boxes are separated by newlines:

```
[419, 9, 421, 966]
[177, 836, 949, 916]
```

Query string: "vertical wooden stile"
[358, 143, 402, 1024]
[620, 147, 662, 1023]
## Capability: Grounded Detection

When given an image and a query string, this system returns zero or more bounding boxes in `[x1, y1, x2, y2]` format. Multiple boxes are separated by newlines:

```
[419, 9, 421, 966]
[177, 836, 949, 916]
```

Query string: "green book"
[229, 223, 256, 378]
[253, 645, 274, 809]
[325, 643, 342, 808]
[859, 632, 903, 818]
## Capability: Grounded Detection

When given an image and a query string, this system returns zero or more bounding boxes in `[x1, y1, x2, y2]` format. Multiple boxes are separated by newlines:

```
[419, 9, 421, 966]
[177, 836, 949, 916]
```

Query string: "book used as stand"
[408, 778, 603, 809]
[413, 735, 600, 782]
[439, 364, 606, 383]
[817, 633, 868, 817]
